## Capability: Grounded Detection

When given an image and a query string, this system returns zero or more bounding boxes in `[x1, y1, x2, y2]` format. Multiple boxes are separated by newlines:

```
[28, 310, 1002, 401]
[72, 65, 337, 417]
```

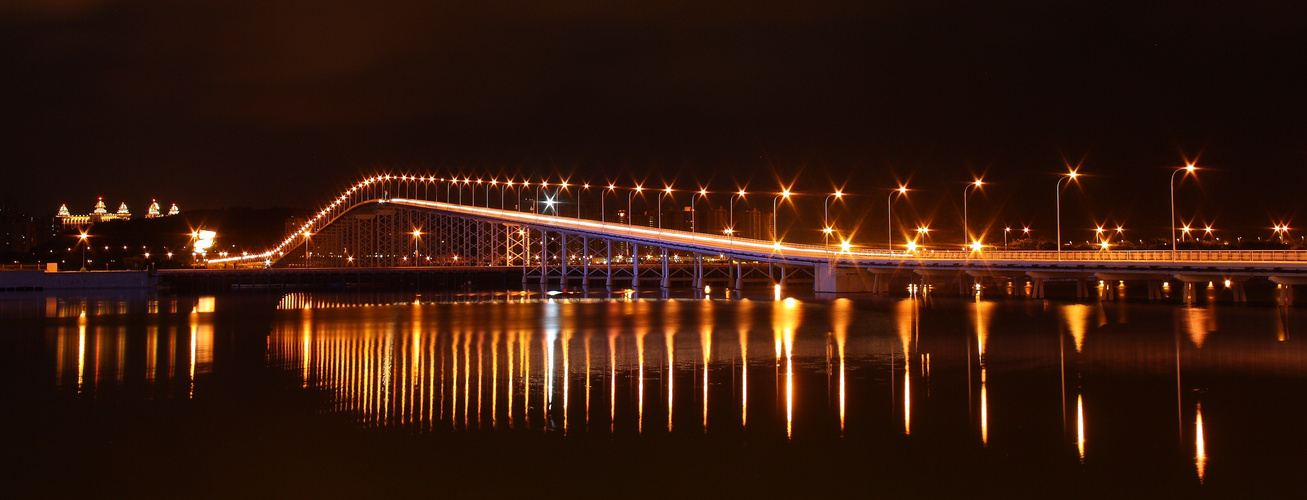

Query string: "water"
[3, 289, 1306, 497]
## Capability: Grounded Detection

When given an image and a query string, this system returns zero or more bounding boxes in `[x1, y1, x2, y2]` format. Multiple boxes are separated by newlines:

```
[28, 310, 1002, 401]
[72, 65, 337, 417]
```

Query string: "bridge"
[208, 174, 1307, 304]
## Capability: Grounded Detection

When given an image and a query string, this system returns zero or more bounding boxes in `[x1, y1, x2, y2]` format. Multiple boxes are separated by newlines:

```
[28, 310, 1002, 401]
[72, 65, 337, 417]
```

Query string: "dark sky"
[3, 1, 1305, 244]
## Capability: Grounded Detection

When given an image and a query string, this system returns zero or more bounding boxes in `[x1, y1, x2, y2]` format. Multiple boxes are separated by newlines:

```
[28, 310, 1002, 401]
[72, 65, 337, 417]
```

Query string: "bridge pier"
[606, 240, 613, 289]
[631, 243, 640, 289]
[560, 233, 569, 290]
[582, 236, 590, 289]
[735, 260, 743, 291]
[1270, 276, 1307, 306]
[660, 248, 670, 289]
[539, 229, 549, 287]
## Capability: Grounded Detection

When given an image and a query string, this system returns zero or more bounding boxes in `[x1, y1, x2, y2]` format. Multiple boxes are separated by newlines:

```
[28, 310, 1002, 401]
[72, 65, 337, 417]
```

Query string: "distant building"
[57, 197, 180, 228]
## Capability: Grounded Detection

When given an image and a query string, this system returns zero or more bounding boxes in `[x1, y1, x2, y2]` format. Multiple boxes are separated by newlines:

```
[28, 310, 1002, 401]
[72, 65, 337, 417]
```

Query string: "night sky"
[3, 1, 1304, 244]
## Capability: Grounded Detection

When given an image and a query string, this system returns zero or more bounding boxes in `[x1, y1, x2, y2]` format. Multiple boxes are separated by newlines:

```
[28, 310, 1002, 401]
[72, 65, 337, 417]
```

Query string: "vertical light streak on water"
[609, 331, 617, 434]
[508, 332, 515, 429]
[832, 299, 850, 437]
[702, 325, 711, 433]
[477, 332, 484, 429]
[450, 331, 459, 428]
[523, 331, 530, 428]
[584, 333, 591, 431]
[428, 331, 436, 432]
[981, 368, 988, 447]
[189, 308, 197, 399]
[492, 332, 499, 430]
[785, 326, 793, 441]
[638, 329, 646, 434]
[1077, 393, 1085, 463]
[77, 312, 86, 393]
[667, 329, 675, 433]
[302, 308, 312, 388]
[1196, 402, 1206, 483]
[463, 331, 471, 428]
[563, 330, 570, 435]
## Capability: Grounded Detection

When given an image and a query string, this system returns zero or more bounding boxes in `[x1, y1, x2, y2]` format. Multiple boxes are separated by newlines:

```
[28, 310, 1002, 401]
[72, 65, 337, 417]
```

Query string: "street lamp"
[628, 185, 643, 225]
[963, 179, 983, 248]
[303, 231, 311, 269]
[692, 188, 708, 233]
[78, 232, 88, 271]
[602, 184, 615, 223]
[536, 181, 548, 214]
[772, 189, 791, 242]
[578, 183, 590, 219]
[657, 186, 673, 229]
[823, 190, 843, 249]
[1004, 227, 1011, 250]
[1171, 163, 1197, 261]
[1056, 170, 1080, 261]
[412, 229, 421, 266]
[729, 189, 746, 238]
[888, 185, 907, 251]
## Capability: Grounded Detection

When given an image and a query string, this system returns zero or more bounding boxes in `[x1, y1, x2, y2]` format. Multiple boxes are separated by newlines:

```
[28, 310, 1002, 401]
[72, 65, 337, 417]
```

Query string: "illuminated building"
[57, 197, 180, 228]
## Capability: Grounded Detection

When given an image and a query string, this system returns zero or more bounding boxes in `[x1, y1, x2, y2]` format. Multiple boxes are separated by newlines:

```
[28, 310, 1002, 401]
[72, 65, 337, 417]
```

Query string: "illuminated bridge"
[206, 174, 1307, 303]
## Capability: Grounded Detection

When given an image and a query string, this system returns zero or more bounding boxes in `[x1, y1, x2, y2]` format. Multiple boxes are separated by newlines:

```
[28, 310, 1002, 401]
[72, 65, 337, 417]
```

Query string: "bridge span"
[208, 175, 1307, 302]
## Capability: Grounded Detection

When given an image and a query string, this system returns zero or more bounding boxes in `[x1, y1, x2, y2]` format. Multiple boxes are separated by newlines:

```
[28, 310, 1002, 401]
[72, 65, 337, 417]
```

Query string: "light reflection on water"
[26, 290, 1307, 489]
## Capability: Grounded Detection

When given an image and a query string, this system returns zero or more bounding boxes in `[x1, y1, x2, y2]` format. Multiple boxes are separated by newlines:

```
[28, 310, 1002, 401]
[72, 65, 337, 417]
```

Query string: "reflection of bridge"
[210, 174, 1307, 301]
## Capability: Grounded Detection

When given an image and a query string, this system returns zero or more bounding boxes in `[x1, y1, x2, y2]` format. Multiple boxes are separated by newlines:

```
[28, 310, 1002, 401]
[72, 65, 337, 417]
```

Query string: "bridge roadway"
[209, 192, 1307, 301]
[383, 199, 1307, 301]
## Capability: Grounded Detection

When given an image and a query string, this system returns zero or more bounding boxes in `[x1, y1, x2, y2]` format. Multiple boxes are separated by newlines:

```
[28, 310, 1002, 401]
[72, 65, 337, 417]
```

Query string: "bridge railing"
[906, 249, 1307, 263]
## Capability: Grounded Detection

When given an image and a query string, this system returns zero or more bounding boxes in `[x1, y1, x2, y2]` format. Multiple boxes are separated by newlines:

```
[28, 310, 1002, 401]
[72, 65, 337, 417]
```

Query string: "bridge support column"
[660, 248, 669, 289]
[605, 240, 613, 289]
[539, 230, 549, 287]
[780, 265, 788, 290]
[1230, 279, 1248, 303]
[1099, 279, 1115, 301]
[560, 233, 569, 291]
[1147, 280, 1163, 301]
[692, 254, 702, 289]
[1269, 276, 1307, 306]
[814, 263, 875, 293]
[582, 236, 590, 290]
[735, 260, 744, 291]
[631, 243, 640, 289]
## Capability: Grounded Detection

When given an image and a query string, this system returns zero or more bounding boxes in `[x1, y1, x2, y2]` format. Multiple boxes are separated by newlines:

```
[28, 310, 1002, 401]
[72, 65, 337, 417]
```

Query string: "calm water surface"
[3, 289, 1306, 497]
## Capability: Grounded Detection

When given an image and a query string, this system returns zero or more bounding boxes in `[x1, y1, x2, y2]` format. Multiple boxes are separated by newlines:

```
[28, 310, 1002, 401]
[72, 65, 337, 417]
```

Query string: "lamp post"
[963, 179, 983, 248]
[483, 179, 492, 208]
[536, 181, 548, 214]
[692, 188, 707, 233]
[78, 232, 88, 271]
[729, 190, 746, 238]
[500, 180, 510, 210]
[412, 229, 421, 267]
[579, 183, 590, 219]
[628, 185, 643, 225]
[658, 187, 673, 229]
[517, 179, 528, 212]
[772, 189, 791, 242]
[888, 186, 907, 251]
[556, 181, 570, 216]
[602, 184, 615, 223]
[1004, 227, 1011, 251]
[1171, 163, 1197, 261]
[303, 231, 311, 269]
[445, 178, 453, 204]
[1056, 170, 1079, 261]
[823, 190, 843, 249]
